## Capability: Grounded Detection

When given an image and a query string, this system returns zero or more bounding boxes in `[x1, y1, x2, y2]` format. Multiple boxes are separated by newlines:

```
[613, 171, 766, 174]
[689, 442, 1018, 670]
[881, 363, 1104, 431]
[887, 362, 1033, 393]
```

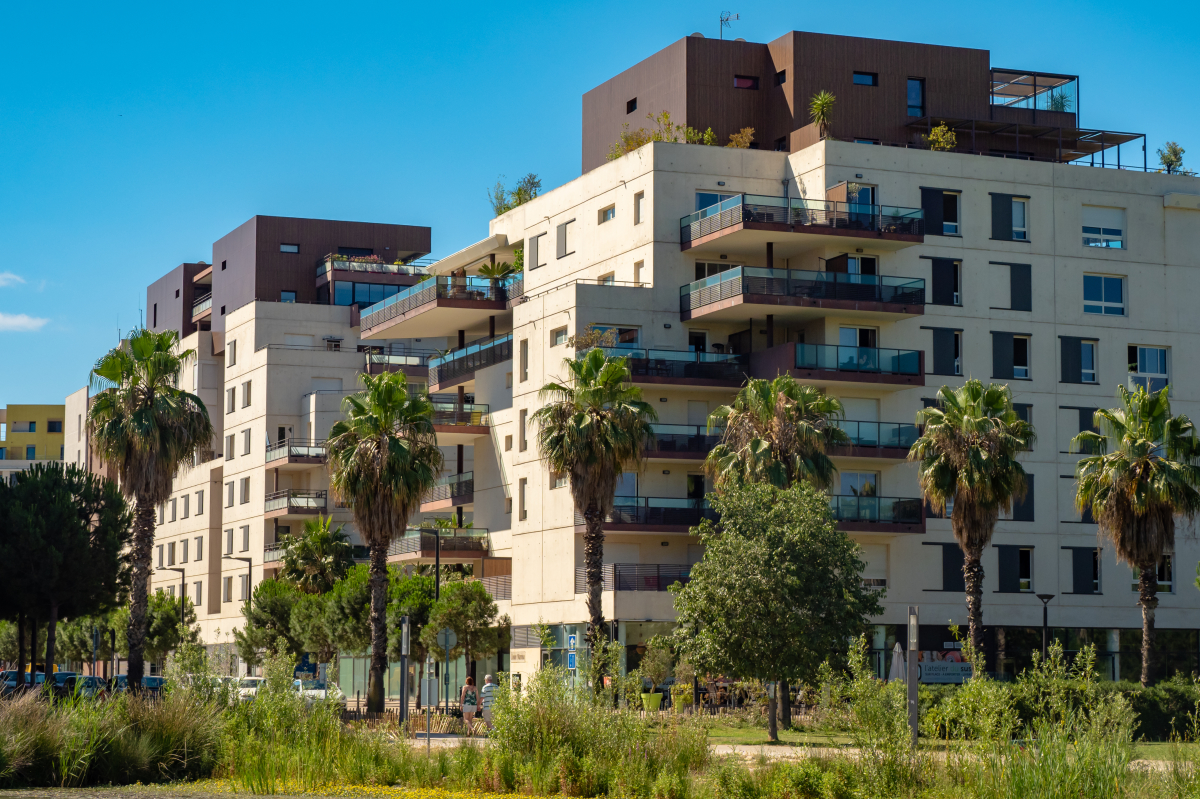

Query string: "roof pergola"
[905, 116, 1145, 166]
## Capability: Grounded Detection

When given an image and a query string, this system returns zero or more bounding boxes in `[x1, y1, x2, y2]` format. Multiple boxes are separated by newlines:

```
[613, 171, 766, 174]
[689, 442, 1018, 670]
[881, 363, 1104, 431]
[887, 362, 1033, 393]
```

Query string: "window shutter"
[556, 222, 569, 259]
[1014, 403, 1032, 423]
[1060, 337, 1083, 383]
[931, 328, 958, 375]
[992, 332, 1015, 379]
[825, 254, 849, 273]
[930, 258, 957, 305]
[1009, 263, 1032, 311]
[528, 235, 539, 270]
[1070, 548, 1098, 594]
[921, 188, 945, 235]
[942, 544, 965, 592]
[991, 193, 1013, 241]
[1012, 475, 1035, 521]
[996, 545, 1021, 592]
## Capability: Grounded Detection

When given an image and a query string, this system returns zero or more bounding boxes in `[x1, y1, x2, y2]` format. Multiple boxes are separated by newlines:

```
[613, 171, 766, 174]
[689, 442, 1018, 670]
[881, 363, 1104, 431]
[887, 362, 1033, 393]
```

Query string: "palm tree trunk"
[963, 549, 985, 662]
[367, 540, 389, 713]
[582, 504, 606, 642]
[126, 497, 156, 691]
[1138, 564, 1159, 687]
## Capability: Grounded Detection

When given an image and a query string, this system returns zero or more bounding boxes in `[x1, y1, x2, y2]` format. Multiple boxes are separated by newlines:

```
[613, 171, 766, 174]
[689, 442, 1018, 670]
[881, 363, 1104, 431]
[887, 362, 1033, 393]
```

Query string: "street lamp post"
[1036, 594, 1056, 662]
[157, 567, 187, 629]
[223, 556, 254, 674]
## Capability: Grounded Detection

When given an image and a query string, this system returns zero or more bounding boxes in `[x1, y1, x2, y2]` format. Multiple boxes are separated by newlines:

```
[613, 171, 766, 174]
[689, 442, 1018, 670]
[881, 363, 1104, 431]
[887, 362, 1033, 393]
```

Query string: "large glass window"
[942, 192, 960, 235]
[695, 192, 737, 212]
[853, 72, 878, 86]
[907, 78, 925, 116]
[592, 325, 640, 347]
[1013, 336, 1030, 379]
[1083, 275, 1125, 315]
[1012, 199, 1029, 240]
[1129, 345, 1169, 392]
[840, 471, 878, 496]
[694, 261, 738, 280]
[1133, 555, 1173, 593]
[334, 281, 353, 306]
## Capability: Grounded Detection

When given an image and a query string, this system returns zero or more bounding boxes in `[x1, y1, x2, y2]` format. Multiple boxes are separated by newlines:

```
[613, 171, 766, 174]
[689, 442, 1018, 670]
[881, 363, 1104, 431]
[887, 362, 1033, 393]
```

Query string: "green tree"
[87, 328, 214, 689]
[421, 579, 509, 683]
[327, 372, 443, 712]
[278, 515, 354, 595]
[671, 482, 882, 741]
[809, 90, 836, 138]
[113, 591, 199, 665]
[706, 375, 848, 491]
[487, 173, 542, 217]
[233, 578, 304, 664]
[909, 380, 1035, 657]
[388, 571, 435, 704]
[323, 562, 373, 656]
[1074, 385, 1200, 686]
[533, 347, 656, 649]
[1157, 141, 1191, 175]
[290, 591, 337, 664]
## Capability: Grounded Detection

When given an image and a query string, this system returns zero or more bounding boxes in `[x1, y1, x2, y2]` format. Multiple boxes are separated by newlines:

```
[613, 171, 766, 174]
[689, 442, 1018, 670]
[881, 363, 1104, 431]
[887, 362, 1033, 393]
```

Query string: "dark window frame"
[626, 98, 637, 114]
[853, 71, 878, 86]
[733, 75, 760, 90]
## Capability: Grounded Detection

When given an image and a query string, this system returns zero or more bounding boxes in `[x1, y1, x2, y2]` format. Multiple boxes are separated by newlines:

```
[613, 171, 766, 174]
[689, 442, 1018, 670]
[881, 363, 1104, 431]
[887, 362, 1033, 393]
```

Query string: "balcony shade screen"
[921, 188, 945, 235]
[1066, 547, 1099, 594]
[1012, 475, 1035, 522]
[930, 328, 958, 376]
[1060, 336, 1084, 383]
[995, 545, 1025, 593]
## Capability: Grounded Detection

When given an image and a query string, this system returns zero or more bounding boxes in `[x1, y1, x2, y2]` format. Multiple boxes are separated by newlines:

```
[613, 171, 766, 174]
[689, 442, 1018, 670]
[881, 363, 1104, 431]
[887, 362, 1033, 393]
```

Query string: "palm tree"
[326, 371, 443, 712]
[1073, 385, 1200, 686]
[87, 328, 214, 690]
[706, 376, 849, 491]
[279, 515, 355, 594]
[476, 260, 520, 279]
[908, 380, 1034, 657]
[809, 90, 836, 139]
[533, 347, 657, 648]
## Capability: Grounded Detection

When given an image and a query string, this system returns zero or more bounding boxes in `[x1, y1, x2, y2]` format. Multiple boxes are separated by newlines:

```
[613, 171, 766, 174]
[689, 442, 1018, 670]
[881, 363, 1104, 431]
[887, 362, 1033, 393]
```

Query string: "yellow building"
[0, 404, 65, 462]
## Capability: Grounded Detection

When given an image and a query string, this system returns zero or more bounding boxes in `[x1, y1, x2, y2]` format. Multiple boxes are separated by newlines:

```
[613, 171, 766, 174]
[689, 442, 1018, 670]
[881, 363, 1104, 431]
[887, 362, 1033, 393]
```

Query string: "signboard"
[567, 651, 577, 670]
[917, 651, 973, 683]
[437, 628, 457, 652]
[567, 634, 577, 651]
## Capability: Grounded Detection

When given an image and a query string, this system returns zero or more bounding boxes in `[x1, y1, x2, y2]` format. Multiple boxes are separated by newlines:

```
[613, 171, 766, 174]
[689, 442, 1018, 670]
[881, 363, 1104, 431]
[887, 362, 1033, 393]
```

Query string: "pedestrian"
[459, 676, 478, 734]
[480, 673, 497, 730]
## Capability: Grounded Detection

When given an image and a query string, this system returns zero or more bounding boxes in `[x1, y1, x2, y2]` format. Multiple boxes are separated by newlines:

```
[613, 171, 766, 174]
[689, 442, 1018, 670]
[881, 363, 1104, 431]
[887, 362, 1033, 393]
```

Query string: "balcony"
[829, 495, 924, 534]
[750, 342, 924, 389]
[574, 496, 716, 534]
[830, 420, 920, 459]
[362, 346, 436, 378]
[574, 563, 692, 594]
[680, 266, 925, 323]
[680, 195, 924, 256]
[191, 292, 213, 321]
[264, 489, 327, 519]
[645, 424, 723, 460]
[359, 276, 521, 339]
[317, 254, 432, 278]
[430, 397, 490, 444]
[387, 527, 489, 563]
[421, 471, 474, 512]
[580, 347, 749, 388]
[429, 334, 513, 392]
[265, 438, 326, 469]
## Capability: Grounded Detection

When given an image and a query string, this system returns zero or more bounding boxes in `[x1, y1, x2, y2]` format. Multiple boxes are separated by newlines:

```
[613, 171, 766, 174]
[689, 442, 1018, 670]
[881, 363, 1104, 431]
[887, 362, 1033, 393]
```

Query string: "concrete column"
[458, 385, 465, 411]
[489, 315, 495, 339]
[457, 444, 464, 475]
[458, 330, 465, 349]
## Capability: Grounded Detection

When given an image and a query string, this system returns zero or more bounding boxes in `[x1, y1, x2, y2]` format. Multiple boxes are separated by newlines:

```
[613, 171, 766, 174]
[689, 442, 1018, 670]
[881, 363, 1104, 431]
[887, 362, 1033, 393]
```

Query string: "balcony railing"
[828, 495, 923, 525]
[796, 344, 922, 376]
[264, 489, 327, 514]
[574, 563, 692, 594]
[360, 275, 521, 330]
[192, 293, 213, 317]
[424, 472, 474, 504]
[264, 542, 285, 563]
[363, 345, 438, 371]
[430, 400, 489, 427]
[680, 194, 924, 244]
[265, 438, 327, 462]
[575, 496, 716, 528]
[680, 266, 925, 314]
[580, 346, 749, 383]
[318, 254, 433, 277]
[834, 420, 920, 450]
[388, 527, 489, 557]
[430, 334, 513, 387]
[646, 424, 723, 455]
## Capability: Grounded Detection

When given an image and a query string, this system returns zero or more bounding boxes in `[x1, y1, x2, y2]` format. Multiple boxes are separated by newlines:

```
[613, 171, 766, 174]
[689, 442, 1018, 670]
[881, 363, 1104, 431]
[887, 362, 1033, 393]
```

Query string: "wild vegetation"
[607, 111, 755, 161]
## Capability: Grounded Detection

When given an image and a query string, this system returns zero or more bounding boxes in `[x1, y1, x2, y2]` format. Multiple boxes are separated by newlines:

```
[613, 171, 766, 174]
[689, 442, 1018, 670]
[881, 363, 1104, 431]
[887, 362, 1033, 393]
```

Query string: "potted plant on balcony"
[638, 639, 672, 712]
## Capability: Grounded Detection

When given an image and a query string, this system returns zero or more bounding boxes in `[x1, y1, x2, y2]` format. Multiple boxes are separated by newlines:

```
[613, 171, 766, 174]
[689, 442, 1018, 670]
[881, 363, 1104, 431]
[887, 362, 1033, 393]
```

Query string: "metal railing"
[680, 266, 925, 314]
[834, 420, 920, 450]
[387, 527, 489, 557]
[480, 574, 511, 601]
[575, 496, 716, 528]
[424, 472, 473, 504]
[429, 334, 513, 386]
[680, 194, 924, 244]
[580, 346, 749, 382]
[192, 293, 213, 317]
[362, 345, 438, 371]
[264, 489, 327, 514]
[574, 563, 692, 594]
[646, 424, 724, 455]
[430, 400, 489, 427]
[360, 276, 520, 330]
[796, 344, 922, 376]
[828, 495, 923, 525]
[265, 438, 327, 462]
[317, 254, 434, 277]
[264, 541, 285, 563]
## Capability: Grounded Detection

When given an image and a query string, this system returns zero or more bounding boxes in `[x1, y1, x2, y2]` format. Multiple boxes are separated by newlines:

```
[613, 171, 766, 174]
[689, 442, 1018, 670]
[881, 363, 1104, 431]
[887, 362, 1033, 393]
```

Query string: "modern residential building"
[0, 404, 65, 484]
[358, 30, 1200, 682]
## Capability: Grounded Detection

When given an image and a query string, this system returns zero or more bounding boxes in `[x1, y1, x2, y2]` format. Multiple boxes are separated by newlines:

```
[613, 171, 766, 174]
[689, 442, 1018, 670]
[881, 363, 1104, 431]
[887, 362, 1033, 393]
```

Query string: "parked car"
[65, 675, 109, 698]
[293, 677, 346, 708]
[110, 674, 166, 694]
[238, 677, 265, 702]
[0, 670, 31, 696]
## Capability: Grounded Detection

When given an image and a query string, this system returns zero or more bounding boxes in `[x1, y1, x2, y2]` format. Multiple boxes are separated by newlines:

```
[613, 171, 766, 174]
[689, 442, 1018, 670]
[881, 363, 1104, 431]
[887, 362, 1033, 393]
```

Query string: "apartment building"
[358, 32, 1200, 681]
[0, 404, 65, 484]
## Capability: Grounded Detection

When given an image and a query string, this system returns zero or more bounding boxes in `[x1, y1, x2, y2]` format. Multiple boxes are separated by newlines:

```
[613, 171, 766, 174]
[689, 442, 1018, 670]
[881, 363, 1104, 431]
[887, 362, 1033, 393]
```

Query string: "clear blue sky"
[2, 1, 1196, 406]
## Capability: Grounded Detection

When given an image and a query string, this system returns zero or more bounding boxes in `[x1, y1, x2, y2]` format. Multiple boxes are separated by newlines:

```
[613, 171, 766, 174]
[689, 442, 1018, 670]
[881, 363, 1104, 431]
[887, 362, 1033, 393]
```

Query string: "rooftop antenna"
[720, 12, 739, 40]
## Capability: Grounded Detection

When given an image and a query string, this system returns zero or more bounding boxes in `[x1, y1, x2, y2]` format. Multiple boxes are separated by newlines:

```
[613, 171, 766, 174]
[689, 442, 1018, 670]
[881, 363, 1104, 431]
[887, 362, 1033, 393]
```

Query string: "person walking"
[459, 676, 478, 734]
[480, 674, 498, 730]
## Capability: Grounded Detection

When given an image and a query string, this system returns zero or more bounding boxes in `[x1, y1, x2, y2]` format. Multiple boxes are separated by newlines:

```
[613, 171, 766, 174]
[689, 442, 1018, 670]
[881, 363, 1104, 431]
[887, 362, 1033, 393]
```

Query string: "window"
[157, 503, 165, 525]
[774, 136, 788, 151]
[518, 477, 527, 520]
[591, 325, 640, 347]
[733, 75, 759, 90]
[225, 482, 234, 508]
[556, 219, 575, 259]
[551, 471, 568, 489]
[334, 281, 352, 305]
[241, 525, 250, 551]
[170, 499, 177, 522]
[551, 327, 567, 347]
[195, 535, 204, 561]
[930, 259, 961, 306]
[1133, 555, 1173, 593]
[182, 495, 189, 519]
[695, 192, 737, 212]
[194, 581, 203, 606]
[599, 205, 615, 224]
[12, 421, 34, 432]
[167, 585, 175, 598]
[993, 332, 1030, 379]
[633, 260, 644, 284]
[196, 490, 204, 515]
[1083, 274, 1125, 315]
[996, 545, 1034, 592]
[181, 539, 188, 562]
[940, 192, 960, 235]
[838, 325, 878, 349]
[505, 434, 513, 451]
[626, 97, 637, 114]
[77, 415, 81, 440]
[1064, 547, 1100, 594]
[228, 340, 236, 367]
[280, 291, 296, 303]
[1129, 345, 1169, 392]
[223, 576, 233, 603]
[519, 409, 528, 451]
[1011, 198, 1028, 240]
[239, 477, 250, 504]
[990, 193, 1030, 242]
[225, 528, 233, 555]
[242, 381, 252, 407]
[528, 233, 547, 269]
[505, 497, 512, 514]
[906, 78, 925, 116]
[1060, 336, 1098, 384]
[775, 69, 787, 85]
[1080, 340, 1098, 383]
[1018, 548, 1033, 591]
[1013, 336, 1030, 379]
[598, 273, 615, 285]
[226, 389, 236, 414]
[221, 260, 226, 271]
[1082, 206, 1125, 248]
[519, 339, 528, 382]
[853, 71, 878, 86]
[152, 304, 158, 327]
[225, 435, 235, 460]
[239, 574, 250, 601]
[634, 192, 644, 224]
[157, 544, 164, 568]
[280, 243, 299, 253]
[47, 420, 62, 433]
[25, 446, 35, 460]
